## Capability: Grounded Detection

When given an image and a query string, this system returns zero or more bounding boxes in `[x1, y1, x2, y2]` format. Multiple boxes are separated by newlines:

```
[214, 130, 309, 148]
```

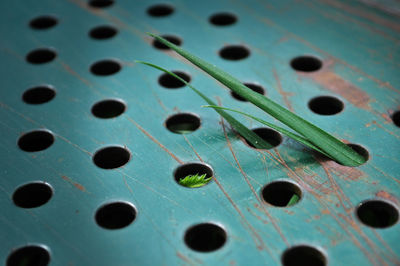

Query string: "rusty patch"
[376, 191, 399, 205]
[310, 71, 370, 109]
[62, 175, 86, 192]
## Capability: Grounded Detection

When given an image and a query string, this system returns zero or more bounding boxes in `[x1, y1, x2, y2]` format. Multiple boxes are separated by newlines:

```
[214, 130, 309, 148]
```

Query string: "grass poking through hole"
[179, 173, 212, 188]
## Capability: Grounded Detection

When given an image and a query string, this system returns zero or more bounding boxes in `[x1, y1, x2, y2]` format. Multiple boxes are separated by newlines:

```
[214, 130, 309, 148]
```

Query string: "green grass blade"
[179, 173, 212, 188]
[135, 60, 276, 149]
[148, 33, 366, 166]
[203, 105, 331, 158]
[287, 194, 300, 206]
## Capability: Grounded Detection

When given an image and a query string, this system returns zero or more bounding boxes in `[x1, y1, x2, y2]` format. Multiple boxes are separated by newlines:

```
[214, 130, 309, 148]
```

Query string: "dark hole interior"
[392, 111, 400, 128]
[231, 83, 265, 101]
[90, 60, 121, 76]
[7, 245, 50, 266]
[23, 86, 56, 104]
[261, 181, 302, 207]
[282, 245, 326, 266]
[219, 45, 250, 61]
[89, 25, 117, 39]
[26, 49, 56, 64]
[13, 182, 53, 209]
[290, 56, 322, 72]
[165, 113, 200, 134]
[93, 146, 130, 169]
[29, 16, 58, 30]
[356, 200, 398, 228]
[244, 128, 282, 150]
[147, 4, 174, 17]
[91, 99, 126, 119]
[158, 71, 191, 88]
[89, 0, 114, 8]
[95, 202, 136, 229]
[18, 130, 54, 152]
[153, 35, 182, 50]
[308, 96, 344, 115]
[209, 12, 237, 26]
[184, 223, 227, 252]
[174, 163, 213, 184]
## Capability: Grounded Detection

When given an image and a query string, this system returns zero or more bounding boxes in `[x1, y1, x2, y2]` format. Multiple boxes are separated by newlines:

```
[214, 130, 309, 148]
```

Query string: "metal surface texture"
[0, 0, 399, 265]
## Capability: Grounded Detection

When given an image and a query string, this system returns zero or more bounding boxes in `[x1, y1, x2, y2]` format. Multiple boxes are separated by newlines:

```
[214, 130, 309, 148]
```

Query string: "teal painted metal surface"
[0, 0, 399, 265]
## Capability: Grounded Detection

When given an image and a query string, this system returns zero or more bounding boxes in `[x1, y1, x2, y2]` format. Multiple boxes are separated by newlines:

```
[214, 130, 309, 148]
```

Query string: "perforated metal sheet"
[1, 0, 400, 265]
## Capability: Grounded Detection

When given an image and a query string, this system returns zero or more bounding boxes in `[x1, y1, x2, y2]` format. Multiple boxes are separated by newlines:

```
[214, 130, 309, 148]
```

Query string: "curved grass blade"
[135, 60, 275, 149]
[147, 33, 366, 166]
[203, 105, 331, 158]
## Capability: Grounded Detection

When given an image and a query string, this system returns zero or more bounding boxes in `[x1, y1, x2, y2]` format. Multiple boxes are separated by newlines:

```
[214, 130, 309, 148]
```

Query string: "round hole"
[308, 96, 344, 115]
[261, 180, 302, 207]
[89, 0, 114, 8]
[89, 25, 118, 40]
[209, 12, 237, 26]
[231, 83, 265, 101]
[13, 182, 53, 208]
[282, 245, 327, 266]
[219, 45, 250, 61]
[185, 223, 227, 252]
[165, 113, 201, 134]
[290, 56, 322, 72]
[91, 99, 126, 119]
[147, 4, 174, 17]
[158, 71, 191, 89]
[18, 130, 54, 152]
[26, 48, 56, 64]
[29, 15, 58, 30]
[152, 35, 182, 50]
[174, 162, 213, 187]
[95, 201, 136, 229]
[93, 146, 130, 169]
[22, 85, 56, 104]
[7, 245, 50, 266]
[90, 59, 121, 76]
[392, 111, 400, 127]
[356, 199, 398, 228]
[243, 128, 282, 150]
[347, 143, 369, 163]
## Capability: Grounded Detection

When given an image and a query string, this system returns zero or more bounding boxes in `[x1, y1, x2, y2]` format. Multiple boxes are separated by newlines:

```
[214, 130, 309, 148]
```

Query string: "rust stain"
[247, 207, 269, 224]
[380, 113, 392, 124]
[318, 159, 366, 181]
[371, 120, 400, 139]
[257, 12, 400, 94]
[182, 127, 269, 253]
[310, 71, 370, 109]
[59, 61, 93, 88]
[321, 0, 400, 33]
[273, 69, 294, 111]
[183, 135, 203, 162]
[338, 213, 388, 266]
[176, 252, 195, 265]
[376, 191, 399, 204]
[127, 117, 183, 164]
[220, 115, 289, 246]
[61, 176, 86, 192]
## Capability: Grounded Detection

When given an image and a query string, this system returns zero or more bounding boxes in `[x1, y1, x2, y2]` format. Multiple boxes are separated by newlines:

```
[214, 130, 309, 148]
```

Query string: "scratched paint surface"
[0, 0, 399, 265]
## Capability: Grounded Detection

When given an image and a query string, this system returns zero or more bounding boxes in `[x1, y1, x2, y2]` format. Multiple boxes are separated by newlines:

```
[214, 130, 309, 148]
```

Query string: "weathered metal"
[0, 0, 399, 265]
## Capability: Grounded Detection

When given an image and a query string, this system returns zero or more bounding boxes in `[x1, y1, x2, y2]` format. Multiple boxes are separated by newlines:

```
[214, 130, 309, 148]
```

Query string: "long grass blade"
[147, 33, 366, 166]
[135, 61, 275, 149]
[203, 105, 331, 158]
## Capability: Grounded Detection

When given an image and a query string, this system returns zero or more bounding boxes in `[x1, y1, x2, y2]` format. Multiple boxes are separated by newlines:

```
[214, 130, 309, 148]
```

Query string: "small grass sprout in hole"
[179, 173, 212, 188]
